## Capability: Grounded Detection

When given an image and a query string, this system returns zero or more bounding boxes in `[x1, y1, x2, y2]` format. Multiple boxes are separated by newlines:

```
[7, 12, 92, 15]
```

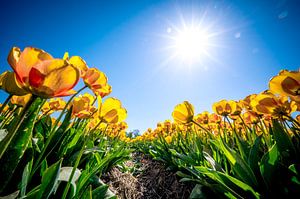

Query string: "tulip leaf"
[272, 120, 296, 161]
[195, 166, 260, 199]
[0, 97, 43, 192]
[259, 143, 279, 188]
[289, 164, 300, 185]
[0, 191, 20, 199]
[38, 159, 62, 199]
[0, 129, 8, 142]
[213, 139, 258, 188]
[248, 135, 262, 173]
[20, 160, 33, 197]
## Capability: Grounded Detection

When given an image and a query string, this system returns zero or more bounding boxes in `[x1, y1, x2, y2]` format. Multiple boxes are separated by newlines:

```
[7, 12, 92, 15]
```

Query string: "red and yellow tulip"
[7, 47, 80, 98]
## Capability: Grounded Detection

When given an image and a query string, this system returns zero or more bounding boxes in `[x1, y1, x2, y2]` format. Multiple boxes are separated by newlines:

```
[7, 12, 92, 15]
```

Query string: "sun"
[174, 26, 210, 62]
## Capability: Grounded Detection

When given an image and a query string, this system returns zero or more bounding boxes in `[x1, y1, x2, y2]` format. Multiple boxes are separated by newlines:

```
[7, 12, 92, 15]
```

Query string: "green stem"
[31, 86, 87, 177]
[191, 120, 211, 135]
[62, 136, 87, 199]
[52, 86, 87, 131]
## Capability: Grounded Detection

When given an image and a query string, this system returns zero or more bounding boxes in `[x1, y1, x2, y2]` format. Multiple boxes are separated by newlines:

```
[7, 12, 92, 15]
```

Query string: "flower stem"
[62, 135, 87, 199]
[31, 86, 87, 177]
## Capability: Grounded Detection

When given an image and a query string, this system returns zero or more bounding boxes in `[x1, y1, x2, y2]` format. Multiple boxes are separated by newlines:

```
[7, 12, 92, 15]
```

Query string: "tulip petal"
[16, 47, 53, 83]
[29, 67, 46, 88]
[0, 71, 28, 96]
[7, 47, 21, 70]
[69, 56, 88, 75]
[44, 65, 79, 97]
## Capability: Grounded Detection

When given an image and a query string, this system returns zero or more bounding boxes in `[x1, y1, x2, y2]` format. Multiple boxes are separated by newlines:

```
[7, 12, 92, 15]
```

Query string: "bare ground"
[102, 153, 194, 199]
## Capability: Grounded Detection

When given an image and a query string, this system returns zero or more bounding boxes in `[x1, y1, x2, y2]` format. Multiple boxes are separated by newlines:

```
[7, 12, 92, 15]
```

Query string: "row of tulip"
[133, 70, 300, 198]
[0, 47, 132, 198]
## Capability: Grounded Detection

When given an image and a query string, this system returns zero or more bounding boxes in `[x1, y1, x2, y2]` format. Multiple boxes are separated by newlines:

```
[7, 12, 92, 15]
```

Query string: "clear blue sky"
[1, 0, 300, 133]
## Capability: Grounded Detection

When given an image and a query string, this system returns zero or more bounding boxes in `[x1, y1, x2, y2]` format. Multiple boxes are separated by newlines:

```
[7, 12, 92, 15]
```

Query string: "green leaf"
[189, 184, 203, 199]
[40, 160, 48, 177]
[0, 129, 8, 142]
[203, 151, 224, 172]
[22, 185, 40, 199]
[0, 191, 20, 199]
[45, 107, 73, 157]
[196, 166, 260, 199]
[0, 97, 44, 192]
[259, 143, 279, 188]
[58, 167, 81, 196]
[20, 160, 33, 197]
[288, 164, 300, 185]
[248, 135, 262, 173]
[213, 139, 258, 188]
[272, 120, 296, 160]
[92, 185, 108, 198]
[38, 159, 62, 199]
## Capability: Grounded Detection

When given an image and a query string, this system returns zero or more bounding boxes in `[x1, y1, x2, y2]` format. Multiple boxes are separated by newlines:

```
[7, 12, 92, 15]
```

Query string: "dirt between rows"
[102, 153, 194, 199]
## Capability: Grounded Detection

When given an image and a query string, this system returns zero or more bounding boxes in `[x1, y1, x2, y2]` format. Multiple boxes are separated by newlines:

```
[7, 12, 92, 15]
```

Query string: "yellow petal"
[69, 56, 88, 75]
[100, 98, 122, 117]
[63, 52, 69, 60]
[7, 47, 21, 70]
[172, 101, 194, 124]
[0, 71, 28, 96]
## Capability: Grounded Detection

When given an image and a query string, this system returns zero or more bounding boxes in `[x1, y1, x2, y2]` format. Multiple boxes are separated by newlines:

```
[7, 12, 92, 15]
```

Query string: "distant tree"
[126, 129, 140, 138]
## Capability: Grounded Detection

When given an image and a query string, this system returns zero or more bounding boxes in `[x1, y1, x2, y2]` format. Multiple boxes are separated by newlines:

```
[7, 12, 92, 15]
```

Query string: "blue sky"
[1, 0, 300, 133]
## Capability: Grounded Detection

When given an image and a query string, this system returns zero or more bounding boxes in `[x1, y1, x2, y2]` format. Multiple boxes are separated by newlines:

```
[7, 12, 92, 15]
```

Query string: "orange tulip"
[7, 47, 80, 98]
[242, 111, 259, 124]
[10, 94, 32, 107]
[194, 111, 210, 124]
[209, 113, 222, 123]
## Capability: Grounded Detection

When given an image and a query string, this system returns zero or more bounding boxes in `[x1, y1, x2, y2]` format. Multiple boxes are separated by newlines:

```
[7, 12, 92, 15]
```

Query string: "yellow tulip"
[41, 101, 53, 115]
[209, 113, 222, 123]
[63, 52, 88, 76]
[164, 135, 172, 144]
[269, 70, 300, 100]
[172, 101, 194, 124]
[194, 111, 210, 124]
[93, 83, 112, 98]
[7, 47, 80, 98]
[72, 93, 96, 119]
[82, 68, 109, 96]
[48, 98, 66, 111]
[250, 92, 297, 118]
[98, 97, 127, 124]
[212, 100, 241, 116]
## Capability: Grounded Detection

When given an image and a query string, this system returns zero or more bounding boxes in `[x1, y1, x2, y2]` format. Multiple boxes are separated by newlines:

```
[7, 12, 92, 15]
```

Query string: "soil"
[102, 153, 194, 199]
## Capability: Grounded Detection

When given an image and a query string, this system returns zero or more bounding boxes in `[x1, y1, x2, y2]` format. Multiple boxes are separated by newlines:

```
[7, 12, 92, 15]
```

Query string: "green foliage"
[137, 119, 300, 198]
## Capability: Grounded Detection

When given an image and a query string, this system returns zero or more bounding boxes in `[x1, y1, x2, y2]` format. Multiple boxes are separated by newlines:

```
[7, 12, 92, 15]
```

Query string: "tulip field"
[1, 46, 300, 199]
